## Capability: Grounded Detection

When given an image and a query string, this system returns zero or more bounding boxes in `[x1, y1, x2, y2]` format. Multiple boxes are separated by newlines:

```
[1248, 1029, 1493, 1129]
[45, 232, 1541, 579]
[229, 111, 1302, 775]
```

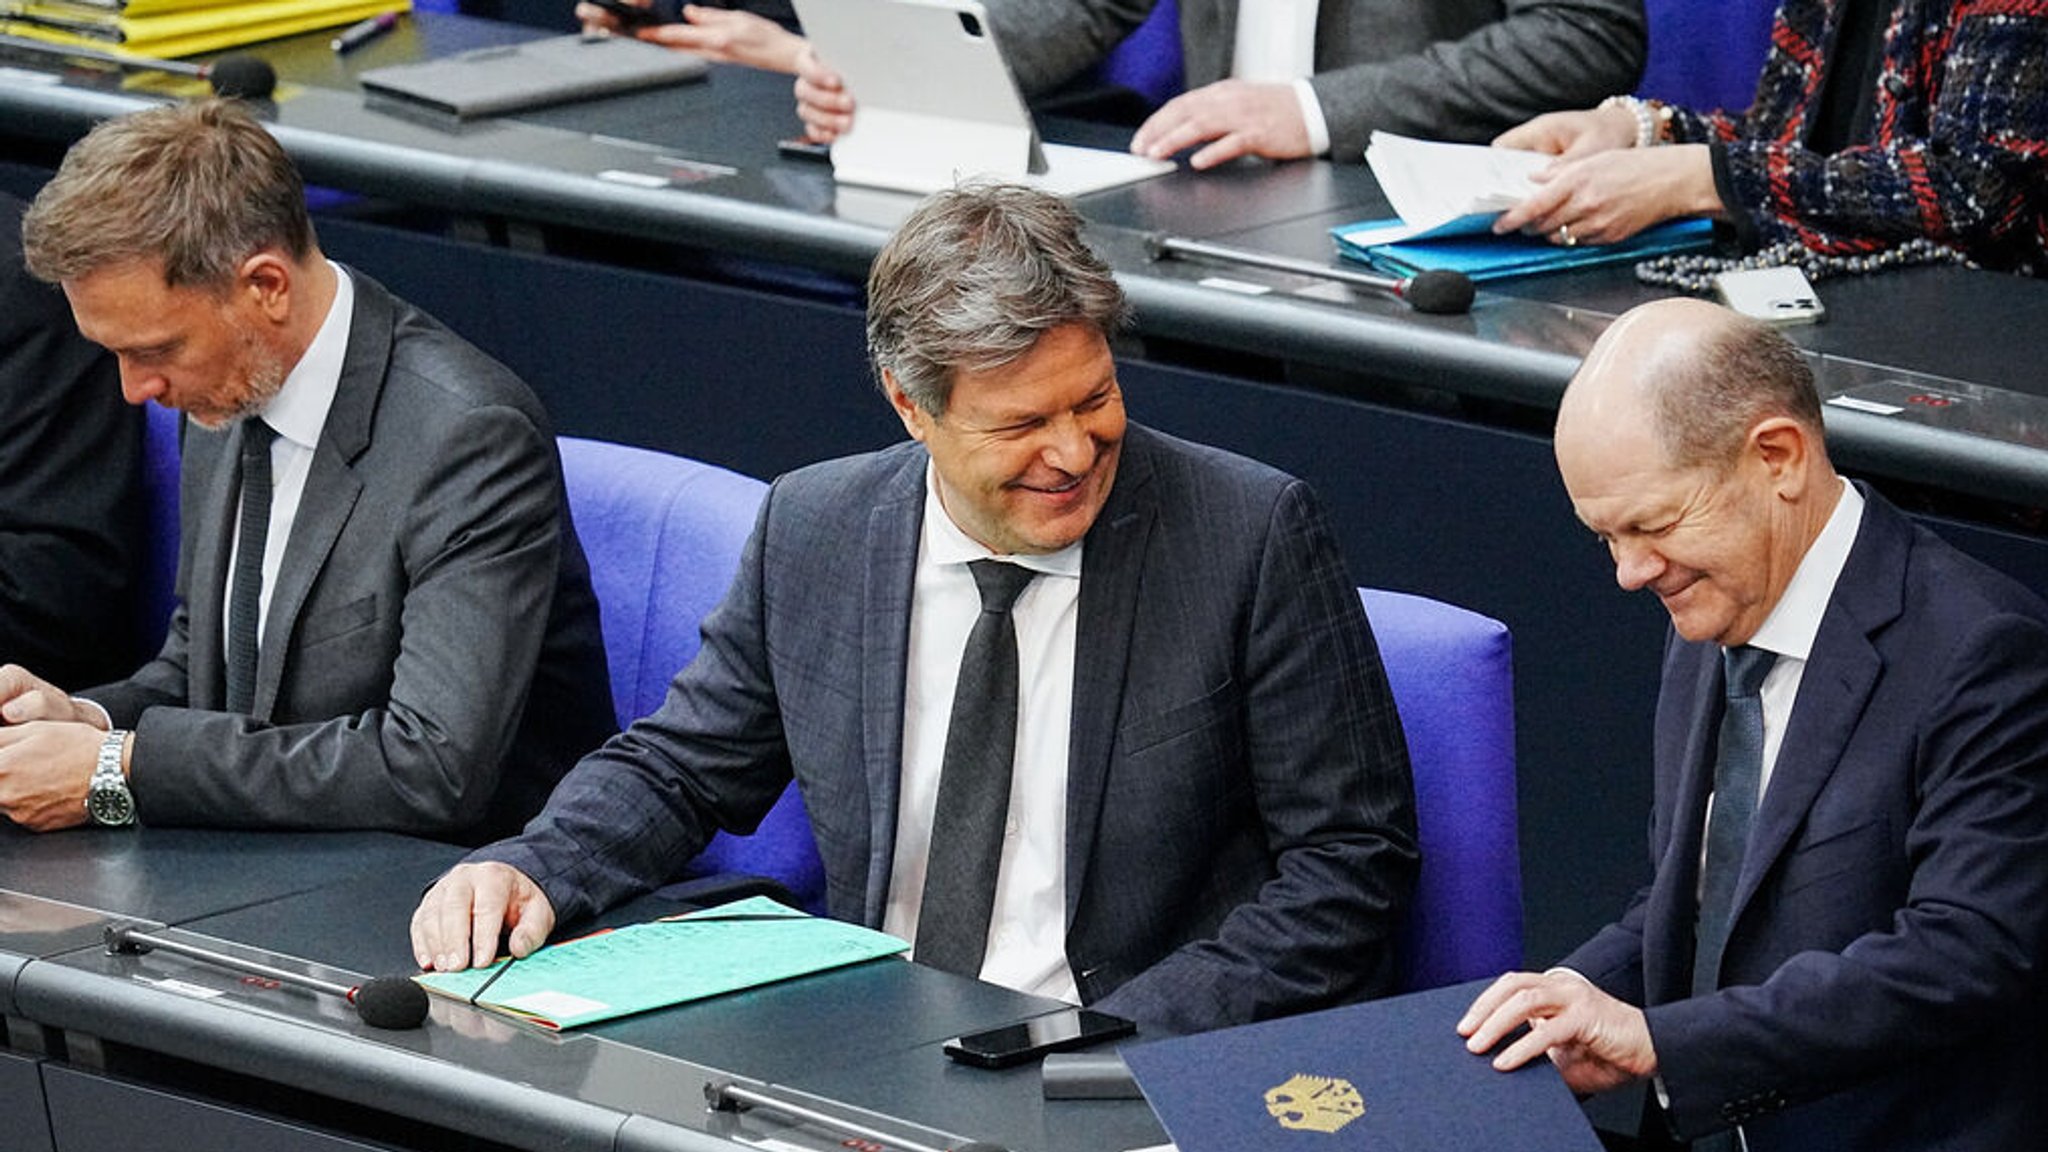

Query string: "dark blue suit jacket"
[1565, 486, 2048, 1150]
[484, 423, 1418, 1034]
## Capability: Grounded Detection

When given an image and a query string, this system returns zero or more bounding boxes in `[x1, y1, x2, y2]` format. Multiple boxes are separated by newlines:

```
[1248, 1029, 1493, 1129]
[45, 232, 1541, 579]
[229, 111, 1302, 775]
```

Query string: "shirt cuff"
[73, 696, 113, 730]
[1292, 78, 1331, 158]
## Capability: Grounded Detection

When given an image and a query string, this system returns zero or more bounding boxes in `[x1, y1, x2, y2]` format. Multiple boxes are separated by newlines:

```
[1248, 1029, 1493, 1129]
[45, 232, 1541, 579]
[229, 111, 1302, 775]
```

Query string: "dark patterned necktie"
[224, 420, 278, 715]
[914, 559, 1036, 977]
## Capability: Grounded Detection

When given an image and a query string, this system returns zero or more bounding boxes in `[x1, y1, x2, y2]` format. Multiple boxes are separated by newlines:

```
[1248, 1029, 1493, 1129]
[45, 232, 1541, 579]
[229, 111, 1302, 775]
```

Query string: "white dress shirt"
[1232, 0, 1332, 155]
[223, 262, 352, 655]
[884, 463, 1083, 1003]
[1729, 477, 1864, 808]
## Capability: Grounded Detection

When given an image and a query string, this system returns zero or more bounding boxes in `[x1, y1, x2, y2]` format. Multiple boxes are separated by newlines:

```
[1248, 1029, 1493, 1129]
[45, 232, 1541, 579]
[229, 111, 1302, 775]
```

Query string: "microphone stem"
[108, 926, 354, 999]
[708, 1080, 988, 1152]
[1150, 233, 1404, 292]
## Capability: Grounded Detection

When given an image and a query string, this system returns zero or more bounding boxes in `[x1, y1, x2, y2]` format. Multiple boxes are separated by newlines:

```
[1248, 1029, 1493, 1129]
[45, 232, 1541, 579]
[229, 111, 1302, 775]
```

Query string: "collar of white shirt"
[256, 261, 353, 448]
[1745, 478, 1864, 664]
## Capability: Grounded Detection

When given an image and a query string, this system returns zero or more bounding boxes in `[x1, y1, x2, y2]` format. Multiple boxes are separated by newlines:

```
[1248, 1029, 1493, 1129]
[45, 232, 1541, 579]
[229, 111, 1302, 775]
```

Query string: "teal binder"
[1334, 216, 1715, 282]
[1124, 979, 1604, 1152]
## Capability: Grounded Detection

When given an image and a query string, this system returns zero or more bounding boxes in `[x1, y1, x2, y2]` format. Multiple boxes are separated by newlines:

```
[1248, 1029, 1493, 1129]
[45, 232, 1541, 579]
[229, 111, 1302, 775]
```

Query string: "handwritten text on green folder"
[414, 896, 909, 1031]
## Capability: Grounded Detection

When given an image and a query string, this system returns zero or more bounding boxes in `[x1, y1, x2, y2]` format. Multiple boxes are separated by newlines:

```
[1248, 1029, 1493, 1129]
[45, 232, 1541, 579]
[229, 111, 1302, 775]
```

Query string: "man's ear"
[237, 251, 293, 324]
[884, 369, 931, 443]
[1749, 416, 1814, 499]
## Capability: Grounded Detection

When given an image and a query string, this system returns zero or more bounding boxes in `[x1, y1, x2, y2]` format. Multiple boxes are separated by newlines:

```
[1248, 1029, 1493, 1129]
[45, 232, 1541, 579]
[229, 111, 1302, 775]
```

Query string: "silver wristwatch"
[87, 729, 136, 827]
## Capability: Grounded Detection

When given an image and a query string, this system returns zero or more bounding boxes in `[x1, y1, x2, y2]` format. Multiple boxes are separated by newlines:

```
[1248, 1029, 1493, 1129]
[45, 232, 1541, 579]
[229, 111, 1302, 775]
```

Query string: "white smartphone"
[1713, 265, 1826, 325]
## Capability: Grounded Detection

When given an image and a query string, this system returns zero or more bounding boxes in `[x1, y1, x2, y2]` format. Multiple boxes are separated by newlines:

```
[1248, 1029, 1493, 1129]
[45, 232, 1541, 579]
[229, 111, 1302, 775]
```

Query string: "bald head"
[1554, 300, 1840, 647]
[1560, 298, 1825, 474]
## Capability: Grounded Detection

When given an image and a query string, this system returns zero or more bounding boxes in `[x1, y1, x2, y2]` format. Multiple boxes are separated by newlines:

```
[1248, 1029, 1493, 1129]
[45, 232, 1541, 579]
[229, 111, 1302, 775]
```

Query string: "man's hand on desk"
[1129, 79, 1314, 169]
[0, 720, 104, 831]
[1456, 969, 1657, 1095]
[0, 663, 106, 728]
[793, 46, 854, 143]
[411, 861, 558, 973]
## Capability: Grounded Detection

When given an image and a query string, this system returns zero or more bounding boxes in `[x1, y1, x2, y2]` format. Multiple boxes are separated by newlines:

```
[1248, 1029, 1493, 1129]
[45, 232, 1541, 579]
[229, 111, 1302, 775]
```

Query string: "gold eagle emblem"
[1263, 1073, 1364, 1133]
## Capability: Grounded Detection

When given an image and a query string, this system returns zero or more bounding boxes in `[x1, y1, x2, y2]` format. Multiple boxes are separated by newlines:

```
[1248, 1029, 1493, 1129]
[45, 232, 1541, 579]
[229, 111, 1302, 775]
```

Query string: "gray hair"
[865, 182, 1127, 414]
[22, 99, 314, 291]
[1650, 314, 1824, 469]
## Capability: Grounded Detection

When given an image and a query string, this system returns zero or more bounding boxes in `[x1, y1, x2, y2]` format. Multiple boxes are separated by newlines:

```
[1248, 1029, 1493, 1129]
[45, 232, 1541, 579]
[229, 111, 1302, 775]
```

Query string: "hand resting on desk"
[794, 48, 1317, 167]
[0, 662, 120, 832]
[1490, 107, 1722, 247]
[412, 860, 558, 972]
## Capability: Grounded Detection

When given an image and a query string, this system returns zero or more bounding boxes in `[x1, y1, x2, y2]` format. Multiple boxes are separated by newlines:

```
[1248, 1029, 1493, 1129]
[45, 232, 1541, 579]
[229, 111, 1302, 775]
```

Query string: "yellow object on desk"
[1, 0, 404, 58]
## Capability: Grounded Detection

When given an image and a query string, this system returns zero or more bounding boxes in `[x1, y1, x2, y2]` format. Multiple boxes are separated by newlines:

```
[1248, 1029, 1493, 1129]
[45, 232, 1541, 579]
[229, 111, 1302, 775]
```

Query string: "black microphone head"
[350, 975, 430, 1029]
[1401, 269, 1476, 315]
[1140, 232, 1168, 262]
[206, 54, 276, 100]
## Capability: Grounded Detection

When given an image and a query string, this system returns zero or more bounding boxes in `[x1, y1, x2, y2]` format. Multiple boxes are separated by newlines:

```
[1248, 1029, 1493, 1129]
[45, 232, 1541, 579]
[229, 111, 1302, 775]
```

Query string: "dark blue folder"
[1123, 979, 1603, 1152]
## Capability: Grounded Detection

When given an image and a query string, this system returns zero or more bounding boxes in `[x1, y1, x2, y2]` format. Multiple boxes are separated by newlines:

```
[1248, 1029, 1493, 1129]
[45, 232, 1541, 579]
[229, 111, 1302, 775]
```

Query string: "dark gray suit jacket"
[89, 271, 615, 844]
[987, 0, 1646, 157]
[480, 424, 1417, 1034]
[0, 193, 146, 688]
[1564, 488, 2048, 1150]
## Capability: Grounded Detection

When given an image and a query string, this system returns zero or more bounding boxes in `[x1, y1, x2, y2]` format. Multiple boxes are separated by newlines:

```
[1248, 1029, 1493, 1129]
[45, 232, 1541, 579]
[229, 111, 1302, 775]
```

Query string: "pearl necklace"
[1635, 237, 1975, 293]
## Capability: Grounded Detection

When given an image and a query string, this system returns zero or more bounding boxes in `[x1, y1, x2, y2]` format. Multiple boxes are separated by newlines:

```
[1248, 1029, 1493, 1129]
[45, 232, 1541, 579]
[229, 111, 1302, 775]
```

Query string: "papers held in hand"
[1337, 131, 1714, 281]
[1122, 979, 1604, 1152]
[414, 896, 907, 1030]
[1364, 131, 1552, 240]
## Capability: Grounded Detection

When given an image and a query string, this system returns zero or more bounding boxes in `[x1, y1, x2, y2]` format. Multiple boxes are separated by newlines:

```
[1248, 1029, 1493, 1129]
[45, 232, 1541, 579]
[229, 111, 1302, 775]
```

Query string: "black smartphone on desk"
[583, 0, 678, 28]
[943, 1008, 1135, 1069]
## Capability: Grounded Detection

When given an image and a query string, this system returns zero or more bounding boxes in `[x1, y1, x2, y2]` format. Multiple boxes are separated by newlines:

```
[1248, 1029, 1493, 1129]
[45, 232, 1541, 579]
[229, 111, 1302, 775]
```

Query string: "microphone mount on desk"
[1144, 231, 1476, 316]
[706, 1077, 1010, 1152]
[104, 923, 429, 1030]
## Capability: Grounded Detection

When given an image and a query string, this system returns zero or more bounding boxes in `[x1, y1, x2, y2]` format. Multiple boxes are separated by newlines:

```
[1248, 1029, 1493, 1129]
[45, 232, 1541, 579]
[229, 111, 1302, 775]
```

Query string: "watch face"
[88, 785, 136, 826]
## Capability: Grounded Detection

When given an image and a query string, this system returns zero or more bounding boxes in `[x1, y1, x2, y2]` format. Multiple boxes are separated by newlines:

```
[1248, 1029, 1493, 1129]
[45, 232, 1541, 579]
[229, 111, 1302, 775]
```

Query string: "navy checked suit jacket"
[484, 423, 1418, 1034]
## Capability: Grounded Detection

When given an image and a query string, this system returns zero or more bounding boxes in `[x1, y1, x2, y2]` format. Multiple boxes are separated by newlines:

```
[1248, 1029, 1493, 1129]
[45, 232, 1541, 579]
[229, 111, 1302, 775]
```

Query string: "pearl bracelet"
[1599, 94, 1669, 149]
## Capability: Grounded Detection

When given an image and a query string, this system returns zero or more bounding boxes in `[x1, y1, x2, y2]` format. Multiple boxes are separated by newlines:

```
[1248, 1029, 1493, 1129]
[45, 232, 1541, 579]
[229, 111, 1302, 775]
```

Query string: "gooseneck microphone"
[1144, 232, 1476, 316]
[105, 923, 430, 1030]
[0, 33, 278, 99]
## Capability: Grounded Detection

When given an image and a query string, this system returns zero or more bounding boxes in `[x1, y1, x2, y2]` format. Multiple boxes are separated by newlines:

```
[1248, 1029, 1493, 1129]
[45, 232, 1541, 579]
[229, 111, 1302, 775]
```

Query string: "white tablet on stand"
[790, 0, 1174, 197]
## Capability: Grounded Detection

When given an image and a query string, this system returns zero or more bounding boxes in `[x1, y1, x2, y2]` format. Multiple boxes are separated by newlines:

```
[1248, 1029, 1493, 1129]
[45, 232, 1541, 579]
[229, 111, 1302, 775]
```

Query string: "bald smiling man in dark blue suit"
[1462, 299, 2048, 1152]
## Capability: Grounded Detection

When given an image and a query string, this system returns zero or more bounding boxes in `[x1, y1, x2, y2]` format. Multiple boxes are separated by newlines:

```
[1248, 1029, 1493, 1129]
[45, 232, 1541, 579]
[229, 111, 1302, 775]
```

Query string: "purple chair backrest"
[1360, 587, 1522, 990]
[557, 436, 825, 912]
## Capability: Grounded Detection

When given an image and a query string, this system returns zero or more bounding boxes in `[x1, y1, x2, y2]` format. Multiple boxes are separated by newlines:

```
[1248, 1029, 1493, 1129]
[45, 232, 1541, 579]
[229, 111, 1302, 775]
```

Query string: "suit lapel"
[252, 270, 390, 718]
[1063, 434, 1156, 919]
[1731, 489, 1906, 918]
[184, 425, 244, 710]
[858, 453, 925, 925]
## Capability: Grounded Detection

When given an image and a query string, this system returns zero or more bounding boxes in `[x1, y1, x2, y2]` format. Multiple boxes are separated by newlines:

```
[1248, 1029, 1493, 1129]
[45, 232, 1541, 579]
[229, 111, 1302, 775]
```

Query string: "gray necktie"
[914, 559, 1036, 977]
[1689, 646, 1774, 1152]
[1693, 644, 1776, 998]
[224, 420, 277, 715]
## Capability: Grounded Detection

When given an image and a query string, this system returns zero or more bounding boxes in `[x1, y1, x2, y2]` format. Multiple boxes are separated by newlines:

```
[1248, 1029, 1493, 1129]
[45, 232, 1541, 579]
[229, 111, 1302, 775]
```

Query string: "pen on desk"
[331, 11, 397, 54]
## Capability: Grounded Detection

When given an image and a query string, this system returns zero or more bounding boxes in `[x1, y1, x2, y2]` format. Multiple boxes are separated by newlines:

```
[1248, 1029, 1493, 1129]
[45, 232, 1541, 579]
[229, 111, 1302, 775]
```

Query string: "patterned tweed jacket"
[1670, 0, 2048, 271]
